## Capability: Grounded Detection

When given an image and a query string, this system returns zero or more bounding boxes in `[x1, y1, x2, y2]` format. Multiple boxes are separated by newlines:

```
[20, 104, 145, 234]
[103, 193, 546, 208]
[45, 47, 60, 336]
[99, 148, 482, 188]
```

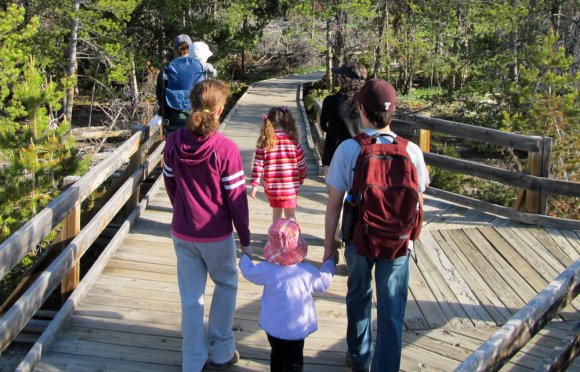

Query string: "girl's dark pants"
[267, 333, 304, 372]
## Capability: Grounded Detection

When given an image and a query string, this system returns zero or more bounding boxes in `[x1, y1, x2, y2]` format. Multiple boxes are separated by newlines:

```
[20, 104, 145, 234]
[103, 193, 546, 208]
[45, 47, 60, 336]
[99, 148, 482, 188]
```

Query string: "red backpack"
[349, 133, 423, 259]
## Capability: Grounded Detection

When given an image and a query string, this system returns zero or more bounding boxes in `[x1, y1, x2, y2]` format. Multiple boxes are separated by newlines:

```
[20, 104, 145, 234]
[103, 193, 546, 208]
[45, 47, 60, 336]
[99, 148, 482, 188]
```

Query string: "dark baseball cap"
[173, 34, 192, 49]
[353, 78, 396, 113]
[331, 62, 367, 80]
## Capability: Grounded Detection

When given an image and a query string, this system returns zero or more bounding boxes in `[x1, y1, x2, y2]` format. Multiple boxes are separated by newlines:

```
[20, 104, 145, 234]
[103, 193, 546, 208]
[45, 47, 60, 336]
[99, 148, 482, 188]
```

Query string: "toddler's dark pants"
[266, 333, 304, 372]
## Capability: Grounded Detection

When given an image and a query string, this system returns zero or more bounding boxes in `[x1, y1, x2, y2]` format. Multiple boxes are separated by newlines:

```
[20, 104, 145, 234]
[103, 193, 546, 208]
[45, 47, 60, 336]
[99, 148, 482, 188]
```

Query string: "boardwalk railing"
[0, 124, 163, 357]
[455, 259, 580, 372]
[311, 100, 580, 230]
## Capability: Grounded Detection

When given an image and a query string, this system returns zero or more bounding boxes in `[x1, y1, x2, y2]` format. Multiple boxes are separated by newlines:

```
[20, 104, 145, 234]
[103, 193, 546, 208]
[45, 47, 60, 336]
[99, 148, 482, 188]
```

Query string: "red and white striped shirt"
[251, 130, 307, 201]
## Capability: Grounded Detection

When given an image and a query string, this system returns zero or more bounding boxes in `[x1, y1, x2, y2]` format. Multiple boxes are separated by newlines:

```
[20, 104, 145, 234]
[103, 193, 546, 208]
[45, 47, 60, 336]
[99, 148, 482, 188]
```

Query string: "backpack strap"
[354, 132, 398, 146]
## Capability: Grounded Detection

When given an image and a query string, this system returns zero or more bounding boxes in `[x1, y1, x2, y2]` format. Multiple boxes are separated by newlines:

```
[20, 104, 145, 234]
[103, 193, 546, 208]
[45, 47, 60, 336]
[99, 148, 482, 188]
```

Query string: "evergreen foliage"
[0, 0, 579, 241]
[0, 5, 87, 242]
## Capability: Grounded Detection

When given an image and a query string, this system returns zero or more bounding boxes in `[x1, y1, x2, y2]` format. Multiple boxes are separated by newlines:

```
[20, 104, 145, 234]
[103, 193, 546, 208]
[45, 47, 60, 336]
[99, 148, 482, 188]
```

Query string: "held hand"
[241, 245, 253, 257]
[322, 247, 338, 263]
[331, 250, 340, 264]
[251, 186, 258, 199]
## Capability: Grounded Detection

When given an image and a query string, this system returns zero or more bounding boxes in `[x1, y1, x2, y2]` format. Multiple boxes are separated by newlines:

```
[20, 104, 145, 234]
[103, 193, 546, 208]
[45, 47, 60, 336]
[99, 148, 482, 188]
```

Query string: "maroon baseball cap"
[353, 78, 396, 113]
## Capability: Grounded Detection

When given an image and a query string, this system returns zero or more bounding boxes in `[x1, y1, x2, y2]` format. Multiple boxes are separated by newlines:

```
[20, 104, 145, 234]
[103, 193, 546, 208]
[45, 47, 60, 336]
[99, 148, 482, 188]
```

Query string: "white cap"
[189, 41, 213, 63]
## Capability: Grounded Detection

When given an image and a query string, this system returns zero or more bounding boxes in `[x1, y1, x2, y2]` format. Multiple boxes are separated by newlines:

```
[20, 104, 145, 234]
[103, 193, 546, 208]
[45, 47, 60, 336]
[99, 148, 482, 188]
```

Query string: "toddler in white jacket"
[189, 41, 217, 78]
[239, 218, 336, 371]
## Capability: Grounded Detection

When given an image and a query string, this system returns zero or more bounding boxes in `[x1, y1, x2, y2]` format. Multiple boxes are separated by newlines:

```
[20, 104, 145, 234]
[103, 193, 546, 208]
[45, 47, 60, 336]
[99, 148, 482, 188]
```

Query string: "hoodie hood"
[189, 42, 213, 63]
[171, 128, 220, 166]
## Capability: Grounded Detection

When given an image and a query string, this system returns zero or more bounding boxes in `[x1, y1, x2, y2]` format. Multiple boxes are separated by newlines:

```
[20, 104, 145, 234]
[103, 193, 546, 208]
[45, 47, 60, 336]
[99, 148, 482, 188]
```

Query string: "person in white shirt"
[324, 78, 429, 372]
[239, 218, 337, 371]
[189, 41, 218, 79]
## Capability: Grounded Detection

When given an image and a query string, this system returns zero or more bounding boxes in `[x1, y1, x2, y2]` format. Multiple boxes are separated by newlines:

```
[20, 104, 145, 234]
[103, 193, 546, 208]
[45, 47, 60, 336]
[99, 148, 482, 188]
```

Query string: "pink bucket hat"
[264, 218, 308, 266]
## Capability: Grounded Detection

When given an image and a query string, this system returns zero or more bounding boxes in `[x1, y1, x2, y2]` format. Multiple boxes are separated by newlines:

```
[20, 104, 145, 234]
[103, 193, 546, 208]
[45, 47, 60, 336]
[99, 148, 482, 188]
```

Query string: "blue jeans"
[344, 241, 410, 372]
[173, 234, 238, 372]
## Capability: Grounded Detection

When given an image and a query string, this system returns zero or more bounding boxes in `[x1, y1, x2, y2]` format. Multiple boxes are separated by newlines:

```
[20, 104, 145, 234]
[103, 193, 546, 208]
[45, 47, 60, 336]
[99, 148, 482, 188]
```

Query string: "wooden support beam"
[418, 129, 431, 153]
[59, 176, 81, 304]
[125, 125, 146, 214]
[526, 151, 543, 214]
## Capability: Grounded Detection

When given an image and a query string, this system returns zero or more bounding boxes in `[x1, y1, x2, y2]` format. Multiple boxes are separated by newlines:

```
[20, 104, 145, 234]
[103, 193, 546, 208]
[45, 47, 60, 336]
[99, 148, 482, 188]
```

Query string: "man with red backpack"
[323, 78, 429, 372]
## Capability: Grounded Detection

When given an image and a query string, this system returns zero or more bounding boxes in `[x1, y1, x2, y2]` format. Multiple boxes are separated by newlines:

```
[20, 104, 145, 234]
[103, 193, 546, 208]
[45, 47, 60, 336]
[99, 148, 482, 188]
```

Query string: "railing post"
[515, 136, 551, 214]
[60, 175, 81, 303]
[539, 136, 552, 215]
[418, 129, 431, 173]
[126, 124, 147, 214]
[418, 129, 431, 153]
[525, 151, 542, 214]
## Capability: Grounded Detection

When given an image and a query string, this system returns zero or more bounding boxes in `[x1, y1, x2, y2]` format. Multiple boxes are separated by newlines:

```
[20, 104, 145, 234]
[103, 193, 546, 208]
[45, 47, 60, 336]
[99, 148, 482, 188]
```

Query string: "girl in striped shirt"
[251, 106, 307, 222]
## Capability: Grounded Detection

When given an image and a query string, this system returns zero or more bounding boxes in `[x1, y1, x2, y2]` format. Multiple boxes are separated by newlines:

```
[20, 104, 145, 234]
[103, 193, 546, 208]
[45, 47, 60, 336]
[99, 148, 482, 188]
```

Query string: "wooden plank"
[454, 208, 498, 229]
[446, 229, 526, 312]
[37, 353, 182, 372]
[59, 177, 81, 303]
[416, 233, 493, 326]
[404, 290, 430, 330]
[477, 227, 547, 293]
[422, 205, 470, 231]
[414, 198, 457, 231]
[525, 151, 543, 213]
[509, 227, 566, 274]
[408, 258, 449, 329]
[493, 227, 559, 281]
[402, 330, 474, 362]
[465, 228, 537, 304]
[523, 228, 575, 268]
[541, 228, 580, 263]
[558, 229, 580, 255]
[432, 230, 512, 325]
[534, 321, 580, 372]
[412, 244, 473, 329]
[400, 342, 462, 371]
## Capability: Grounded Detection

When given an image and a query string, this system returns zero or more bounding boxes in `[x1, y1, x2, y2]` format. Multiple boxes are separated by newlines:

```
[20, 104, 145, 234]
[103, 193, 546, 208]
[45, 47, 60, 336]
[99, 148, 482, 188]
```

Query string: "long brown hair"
[187, 80, 230, 137]
[256, 107, 299, 151]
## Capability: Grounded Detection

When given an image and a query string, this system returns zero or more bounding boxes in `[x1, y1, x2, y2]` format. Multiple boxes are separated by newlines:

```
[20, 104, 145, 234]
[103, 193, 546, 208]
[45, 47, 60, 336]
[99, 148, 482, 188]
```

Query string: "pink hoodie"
[163, 128, 250, 246]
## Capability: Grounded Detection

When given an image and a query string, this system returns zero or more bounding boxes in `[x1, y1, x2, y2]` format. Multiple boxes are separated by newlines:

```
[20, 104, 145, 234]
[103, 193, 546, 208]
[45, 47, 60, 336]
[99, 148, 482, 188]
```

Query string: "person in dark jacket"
[163, 79, 249, 371]
[320, 62, 368, 176]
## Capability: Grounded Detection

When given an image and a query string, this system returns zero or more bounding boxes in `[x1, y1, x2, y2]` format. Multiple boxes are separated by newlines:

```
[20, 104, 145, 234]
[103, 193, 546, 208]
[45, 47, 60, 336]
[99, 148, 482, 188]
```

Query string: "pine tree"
[0, 5, 87, 242]
[502, 30, 580, 217]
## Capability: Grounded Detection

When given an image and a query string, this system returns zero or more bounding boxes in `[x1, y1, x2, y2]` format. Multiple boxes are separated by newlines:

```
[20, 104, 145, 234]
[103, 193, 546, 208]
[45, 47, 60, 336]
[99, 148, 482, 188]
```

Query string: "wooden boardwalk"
[34, 74, 580, 371]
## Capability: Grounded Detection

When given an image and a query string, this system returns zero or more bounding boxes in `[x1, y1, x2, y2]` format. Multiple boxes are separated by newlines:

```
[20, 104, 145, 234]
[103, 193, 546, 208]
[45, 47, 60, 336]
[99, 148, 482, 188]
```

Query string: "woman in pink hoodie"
[163, 80, 250, 371]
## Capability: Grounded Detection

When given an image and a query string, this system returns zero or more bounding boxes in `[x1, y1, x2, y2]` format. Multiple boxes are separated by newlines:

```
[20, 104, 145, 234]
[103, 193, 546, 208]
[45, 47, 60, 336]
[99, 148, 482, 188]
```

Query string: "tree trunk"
[89, 60, 101, 127]
[130, 59, 139, 106]
[551, 0, 562, 34]
[241, 17, 248, 76]
[373, 0, 389, 77]
[64, 0, 80, 123]
[325, 18, 333, 90]
[334, 3, 346, 67]
[508, 0, 519, 82]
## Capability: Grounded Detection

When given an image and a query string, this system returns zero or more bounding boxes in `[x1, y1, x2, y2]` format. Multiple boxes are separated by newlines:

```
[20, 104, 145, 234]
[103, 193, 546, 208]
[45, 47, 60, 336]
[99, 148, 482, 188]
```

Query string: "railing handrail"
[455, 259, 580, 372]
[0, 124, 162, 353]
[0, 126, 159, 280]
[313, 98, 544, 152]
[311, 98, 580, 228]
